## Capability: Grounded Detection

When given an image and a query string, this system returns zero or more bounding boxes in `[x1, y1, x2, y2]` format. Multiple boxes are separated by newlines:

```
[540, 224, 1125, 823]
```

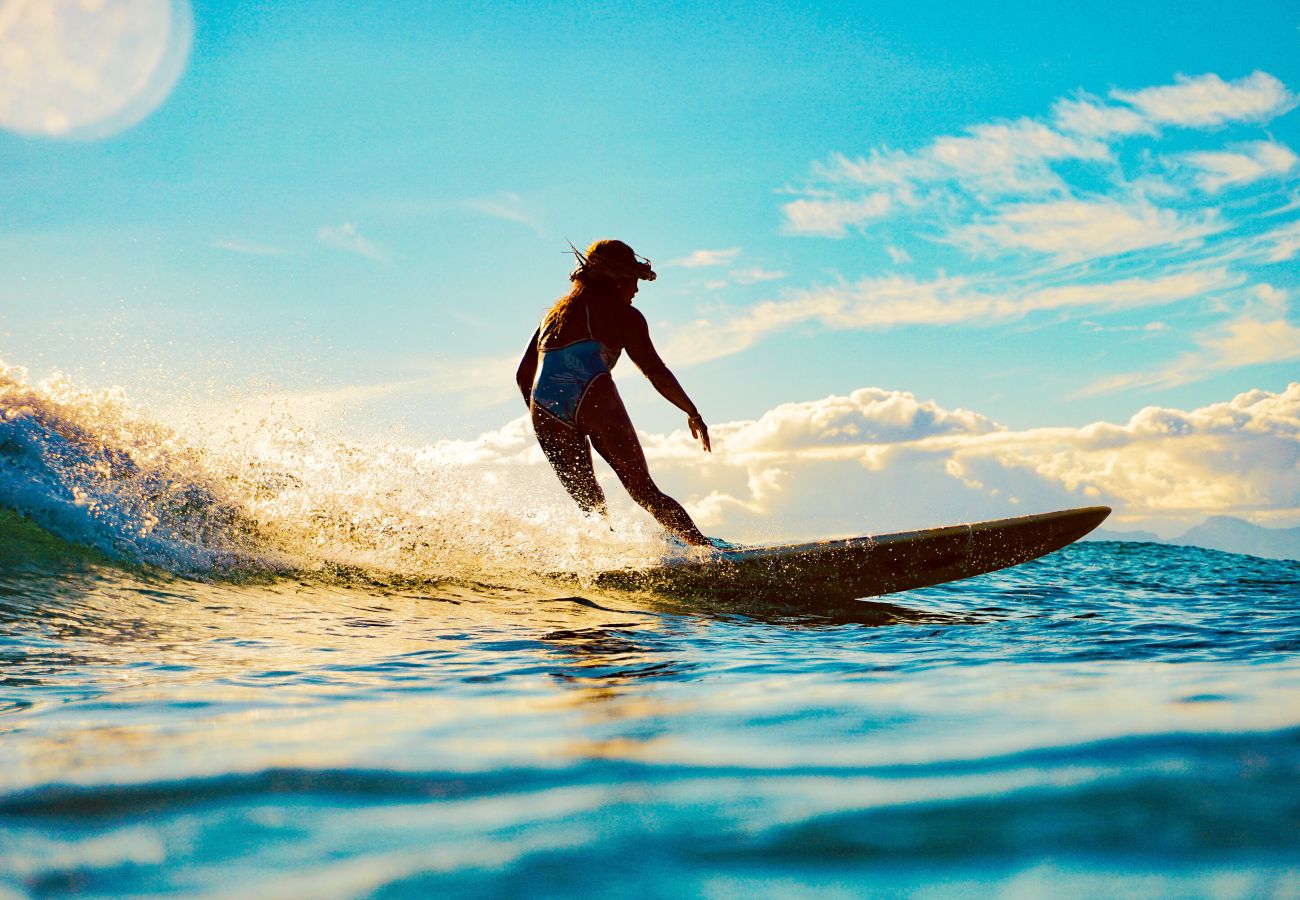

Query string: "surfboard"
[595, 506, 1110, 606]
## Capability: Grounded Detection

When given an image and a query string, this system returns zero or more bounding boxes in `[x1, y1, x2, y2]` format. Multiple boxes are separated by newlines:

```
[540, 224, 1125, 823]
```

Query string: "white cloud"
[730, 267, 787, 285]
[818, 119, 1109, 200]
[441, 383, 1300, 541]
[1112, 71, 1297, 129]
[317, 222, 388, 262]
[1080, 320, 1169, 335]
[1051, 95, 1153, 139]
[1263, 220, 1300, 262]
[1083, 285, 1300, 394]
[1180, 140, 1298, 192]
[460, 193, 544, 234]
[885, 245, 912, 265]
[703, 387, 1000, 454]
[952, 198, 1222, 261]
[781, 195, 892, 236]
[667, 247, 742, 268]
[664, 268, 1235, 366]
[780, 72, 1295, 269]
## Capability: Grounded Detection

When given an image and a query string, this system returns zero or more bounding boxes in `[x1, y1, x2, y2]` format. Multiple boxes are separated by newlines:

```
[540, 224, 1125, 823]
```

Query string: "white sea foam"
[0, 360, 667, 580]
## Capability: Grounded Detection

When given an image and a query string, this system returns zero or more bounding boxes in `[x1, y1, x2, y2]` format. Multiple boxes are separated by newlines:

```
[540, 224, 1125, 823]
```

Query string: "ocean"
[2, 367, 1299, 897]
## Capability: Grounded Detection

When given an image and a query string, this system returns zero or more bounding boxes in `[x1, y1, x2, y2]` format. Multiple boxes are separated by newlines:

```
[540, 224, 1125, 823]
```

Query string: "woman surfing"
[516, 239, 713, 546]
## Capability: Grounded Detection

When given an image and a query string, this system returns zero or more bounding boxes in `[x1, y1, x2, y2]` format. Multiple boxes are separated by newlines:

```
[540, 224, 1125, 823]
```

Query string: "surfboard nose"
[1076, 505, 1112, 534]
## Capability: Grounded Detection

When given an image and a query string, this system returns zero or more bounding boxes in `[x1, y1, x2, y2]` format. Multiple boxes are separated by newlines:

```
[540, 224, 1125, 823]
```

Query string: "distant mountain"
[1082, 516, 1299, 561]
[1176, 516, 1300, 561]
[1084, 528, 1164, 545]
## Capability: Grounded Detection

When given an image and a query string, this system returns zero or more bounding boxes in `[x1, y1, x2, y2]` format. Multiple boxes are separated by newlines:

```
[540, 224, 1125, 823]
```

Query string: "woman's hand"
[688, 414, 711, 453]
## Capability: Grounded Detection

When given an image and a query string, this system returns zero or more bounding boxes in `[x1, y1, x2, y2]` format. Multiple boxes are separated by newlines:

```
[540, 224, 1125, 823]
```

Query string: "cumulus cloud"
[436, 383, 1300, 540]
[727, 382, 1299, 535]
[667, 248, 742, 268]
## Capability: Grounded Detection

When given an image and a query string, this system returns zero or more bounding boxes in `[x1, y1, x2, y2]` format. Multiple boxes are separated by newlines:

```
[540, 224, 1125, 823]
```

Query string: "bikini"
[531, 303, 622, 428]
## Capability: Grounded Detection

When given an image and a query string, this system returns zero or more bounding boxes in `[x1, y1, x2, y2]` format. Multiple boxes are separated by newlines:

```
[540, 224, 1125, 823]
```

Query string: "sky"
[1, 0, 1298, 541]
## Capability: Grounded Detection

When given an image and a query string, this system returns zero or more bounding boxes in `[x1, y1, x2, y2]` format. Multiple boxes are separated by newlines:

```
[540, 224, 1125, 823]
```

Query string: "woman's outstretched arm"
[516, 328, 540, 408]
[623, 310, 711, 452]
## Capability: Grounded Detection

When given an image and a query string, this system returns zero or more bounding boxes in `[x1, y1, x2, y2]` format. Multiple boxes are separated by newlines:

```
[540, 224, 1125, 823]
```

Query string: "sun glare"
[0, 0, 192, 139]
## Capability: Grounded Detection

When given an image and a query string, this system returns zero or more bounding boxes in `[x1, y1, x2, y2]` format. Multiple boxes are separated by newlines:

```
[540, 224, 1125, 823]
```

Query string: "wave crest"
[0, 361, 664, 580]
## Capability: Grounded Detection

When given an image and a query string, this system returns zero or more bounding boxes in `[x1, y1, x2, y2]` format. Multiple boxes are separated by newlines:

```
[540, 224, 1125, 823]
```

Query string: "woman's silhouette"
[516, 239, 712, 546]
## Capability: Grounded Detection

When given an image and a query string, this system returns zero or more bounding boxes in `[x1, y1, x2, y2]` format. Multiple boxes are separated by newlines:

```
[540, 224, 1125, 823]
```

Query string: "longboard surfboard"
[595, 506, 1110, 605]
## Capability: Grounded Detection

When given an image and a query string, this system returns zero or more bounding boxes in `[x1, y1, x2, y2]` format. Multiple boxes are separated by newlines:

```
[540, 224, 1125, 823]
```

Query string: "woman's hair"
[541, 239, 655, 337]
[540, 276, 614, 338]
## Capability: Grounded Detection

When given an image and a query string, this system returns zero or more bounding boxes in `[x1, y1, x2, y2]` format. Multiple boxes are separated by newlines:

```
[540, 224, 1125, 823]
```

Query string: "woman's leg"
[531, 405, 607, 516]
[577, 380, 709, 545]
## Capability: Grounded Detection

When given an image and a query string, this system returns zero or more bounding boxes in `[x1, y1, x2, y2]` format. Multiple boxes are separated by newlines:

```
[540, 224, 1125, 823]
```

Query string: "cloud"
[1083, 285, 1300, 394]
[781, 195, 893, 236]
[667, 248, 742, 268]
[460, 193, 544, 234]
[1263, 220, 1300, 262]
[1179, 140, 1298, 192]
[730, 267, 787, 285]
[1050, 96, 1154, 139]
[952, 198, 1222, 261]
[664, 268, 1236, 365]
[781, 71, 1295, 265]
[886, 245, 912, 265]
[439, 383, 1300, 540]
[1111, 71, 1297, 130]
[1080, 320, 1169, 335]
[818, 119, 1110, 199]
[671, 383, 1300, 535]
[1050, 72, 1298, 142]
[316, 222, 388, 262]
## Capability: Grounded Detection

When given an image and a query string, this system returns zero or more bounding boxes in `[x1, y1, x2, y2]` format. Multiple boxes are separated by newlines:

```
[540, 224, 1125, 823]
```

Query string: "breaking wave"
[0, 360, 668, 581]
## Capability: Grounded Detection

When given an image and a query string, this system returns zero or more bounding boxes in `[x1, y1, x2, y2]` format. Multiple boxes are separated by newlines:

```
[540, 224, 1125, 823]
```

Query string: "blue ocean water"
[2, 368, 1300, 896]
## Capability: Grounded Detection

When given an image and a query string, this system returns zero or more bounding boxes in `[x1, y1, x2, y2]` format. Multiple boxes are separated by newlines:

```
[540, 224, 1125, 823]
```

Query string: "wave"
[5, 728, 1294, 884]
[0, 360, 666, 582]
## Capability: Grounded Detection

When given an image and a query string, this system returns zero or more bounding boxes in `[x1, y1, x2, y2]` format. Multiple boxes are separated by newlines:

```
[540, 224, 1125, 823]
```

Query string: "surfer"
[516, 239, 713, 546]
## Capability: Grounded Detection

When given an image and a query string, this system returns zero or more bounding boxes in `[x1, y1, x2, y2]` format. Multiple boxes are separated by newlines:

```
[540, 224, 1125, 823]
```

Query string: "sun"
[0, 0, 192, 139]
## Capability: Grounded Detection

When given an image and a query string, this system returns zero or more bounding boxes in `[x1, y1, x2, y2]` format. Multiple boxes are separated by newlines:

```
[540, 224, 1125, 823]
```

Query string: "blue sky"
[2, 0, 1298, 538]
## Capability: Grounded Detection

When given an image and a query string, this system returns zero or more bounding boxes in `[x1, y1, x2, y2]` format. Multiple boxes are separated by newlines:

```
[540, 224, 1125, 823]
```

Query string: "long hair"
[541, 239, 652, 339]
[540, 273, 616, 340]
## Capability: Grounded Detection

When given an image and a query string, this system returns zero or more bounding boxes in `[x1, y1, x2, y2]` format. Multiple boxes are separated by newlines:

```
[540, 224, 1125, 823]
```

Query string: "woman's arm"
[645, 367, 711, 452]
[516, 329, 540, 408]
[623, 310, 711, 452]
